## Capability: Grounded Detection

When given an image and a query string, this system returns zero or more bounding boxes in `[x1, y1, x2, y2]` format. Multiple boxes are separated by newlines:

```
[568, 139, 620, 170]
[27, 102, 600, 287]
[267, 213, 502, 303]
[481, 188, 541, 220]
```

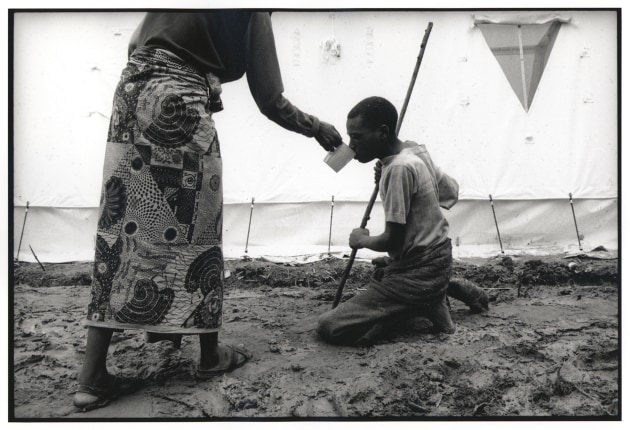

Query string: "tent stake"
[333, 22, 434, 309]
[29, 245, 45, 271]
[16, 201, 30, 262]
[489, 194, 505, 254]
[244, 197, 255, 255]
[569, 193, 583, 251]
[328, 195, 335, 256]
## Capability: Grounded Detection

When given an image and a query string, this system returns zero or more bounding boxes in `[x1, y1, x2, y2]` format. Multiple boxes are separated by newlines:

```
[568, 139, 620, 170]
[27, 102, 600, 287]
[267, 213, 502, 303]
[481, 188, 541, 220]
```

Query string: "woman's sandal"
[73, 375, 144, 412]
[195, 345, 251, 380]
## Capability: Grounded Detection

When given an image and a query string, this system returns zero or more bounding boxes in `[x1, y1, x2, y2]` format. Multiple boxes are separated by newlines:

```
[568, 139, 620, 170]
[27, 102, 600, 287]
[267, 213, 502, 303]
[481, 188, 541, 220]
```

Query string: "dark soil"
[11, 253, 620, 419]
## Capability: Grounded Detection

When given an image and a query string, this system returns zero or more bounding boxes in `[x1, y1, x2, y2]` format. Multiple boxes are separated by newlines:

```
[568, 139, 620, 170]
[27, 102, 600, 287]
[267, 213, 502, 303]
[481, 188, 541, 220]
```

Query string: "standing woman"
[73, 11, 342, 411]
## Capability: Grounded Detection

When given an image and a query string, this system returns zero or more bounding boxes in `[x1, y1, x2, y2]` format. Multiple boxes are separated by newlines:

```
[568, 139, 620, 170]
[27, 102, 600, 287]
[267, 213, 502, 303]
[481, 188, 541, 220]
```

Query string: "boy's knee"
[316, 310, 337, 341]
[317, 308, 357, 345]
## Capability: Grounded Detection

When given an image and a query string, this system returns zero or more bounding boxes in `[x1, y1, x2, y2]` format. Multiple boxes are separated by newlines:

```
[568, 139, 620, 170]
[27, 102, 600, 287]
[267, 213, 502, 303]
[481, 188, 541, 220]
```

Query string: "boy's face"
[346, 114, 384, 163]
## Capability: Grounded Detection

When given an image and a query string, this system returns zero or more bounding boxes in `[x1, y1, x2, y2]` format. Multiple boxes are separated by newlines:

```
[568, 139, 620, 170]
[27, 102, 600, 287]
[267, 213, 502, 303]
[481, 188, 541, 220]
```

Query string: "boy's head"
[346, 96, 398, 163]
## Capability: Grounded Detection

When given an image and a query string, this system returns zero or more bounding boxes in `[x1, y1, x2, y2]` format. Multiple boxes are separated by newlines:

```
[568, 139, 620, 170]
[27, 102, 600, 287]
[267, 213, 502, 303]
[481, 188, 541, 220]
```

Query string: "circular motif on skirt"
[97, 262, 109, 275]
[184, 246, 223, 295]
[183, 173, 197, 188]
[142, 94, 200, 148]
[131, 156, 144, 171]
[98, 176, 127, 229]
[124, 220, 138, 236]
[114, 279, 174, 325]
[163, 227, 179, 242]
[93, 235, 122, 284]
[209, 174, 220, 192]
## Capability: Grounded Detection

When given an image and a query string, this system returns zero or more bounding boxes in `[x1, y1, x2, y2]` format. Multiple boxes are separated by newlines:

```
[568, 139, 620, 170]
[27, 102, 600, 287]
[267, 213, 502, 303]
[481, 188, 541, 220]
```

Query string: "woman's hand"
[315, 121, 342, 151]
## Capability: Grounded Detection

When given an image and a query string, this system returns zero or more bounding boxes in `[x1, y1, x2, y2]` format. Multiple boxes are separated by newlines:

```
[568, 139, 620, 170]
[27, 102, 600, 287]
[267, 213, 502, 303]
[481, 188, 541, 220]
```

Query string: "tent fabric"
[472, 12, 572, 26]
[14, 198, 618, 263]
[476, 20, 562, 112]
[12, 11, 618, 262]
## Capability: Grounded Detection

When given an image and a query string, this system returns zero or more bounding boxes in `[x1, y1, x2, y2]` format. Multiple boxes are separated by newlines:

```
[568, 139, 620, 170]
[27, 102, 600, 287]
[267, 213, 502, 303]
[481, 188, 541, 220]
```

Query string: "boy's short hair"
[347, 96, 398, 136]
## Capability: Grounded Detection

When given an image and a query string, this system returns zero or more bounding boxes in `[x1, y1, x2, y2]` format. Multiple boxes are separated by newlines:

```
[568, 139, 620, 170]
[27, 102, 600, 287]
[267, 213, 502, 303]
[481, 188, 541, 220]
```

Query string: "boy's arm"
[349, 222, 405, 253]
[351, 163, 412, 252]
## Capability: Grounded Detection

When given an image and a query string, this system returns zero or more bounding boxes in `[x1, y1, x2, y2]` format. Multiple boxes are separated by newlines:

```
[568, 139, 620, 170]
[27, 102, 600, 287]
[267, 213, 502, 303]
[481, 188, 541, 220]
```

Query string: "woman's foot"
[73, 374, 144, 412]
[195, 344, 251, 379]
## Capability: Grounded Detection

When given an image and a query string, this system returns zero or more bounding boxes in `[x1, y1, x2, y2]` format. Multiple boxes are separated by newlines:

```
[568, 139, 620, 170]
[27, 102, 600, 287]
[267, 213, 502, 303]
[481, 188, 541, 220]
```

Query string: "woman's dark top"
[130, 12, 318, 137]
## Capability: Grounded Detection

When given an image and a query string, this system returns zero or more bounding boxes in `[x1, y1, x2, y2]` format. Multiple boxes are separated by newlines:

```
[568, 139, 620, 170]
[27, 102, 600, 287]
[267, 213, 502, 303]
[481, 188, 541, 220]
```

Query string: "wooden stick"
[29, 245, 45, 271]
[244, 197, 255, 254]
[16, 201, 30, 262]
[332, 186, 380, 308]
[328, 195, 335, 256]
[489, 194, 505, 254]
[569, 193, 583, 251]
[333, 22, 434, 309]
[397, 22, 433, 135]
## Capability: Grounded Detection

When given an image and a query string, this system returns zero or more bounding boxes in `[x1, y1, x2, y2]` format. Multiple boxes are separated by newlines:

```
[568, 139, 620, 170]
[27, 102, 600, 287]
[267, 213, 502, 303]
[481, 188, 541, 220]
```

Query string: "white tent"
[12, 10, 618, 262]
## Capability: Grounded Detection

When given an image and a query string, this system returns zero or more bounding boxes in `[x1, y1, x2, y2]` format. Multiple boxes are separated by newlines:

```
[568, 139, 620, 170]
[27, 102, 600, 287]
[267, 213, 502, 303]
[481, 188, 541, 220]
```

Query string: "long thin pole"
[333, 22, 434, 309]
[29, 245, 45, 271]
[244, 197, 255, 254]
[489, 194, 504, 254]
[569, 193, 583, 251]
[16, 201, 30, 262]
[328, 195, 335, 256]
[332, 186, 380, 308]
[397, 22, 433, 134]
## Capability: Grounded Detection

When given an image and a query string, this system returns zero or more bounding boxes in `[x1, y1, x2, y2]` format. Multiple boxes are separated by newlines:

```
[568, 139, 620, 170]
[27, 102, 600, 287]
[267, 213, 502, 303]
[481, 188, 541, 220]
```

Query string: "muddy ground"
[10, 251, 620, 420]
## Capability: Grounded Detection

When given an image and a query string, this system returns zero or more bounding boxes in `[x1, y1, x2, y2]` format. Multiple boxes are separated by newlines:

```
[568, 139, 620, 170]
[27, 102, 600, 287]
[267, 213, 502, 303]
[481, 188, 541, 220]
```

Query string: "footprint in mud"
[199, 390, 231, 417]
[573, 344, 619, 371]
[291, 391, 347, 417]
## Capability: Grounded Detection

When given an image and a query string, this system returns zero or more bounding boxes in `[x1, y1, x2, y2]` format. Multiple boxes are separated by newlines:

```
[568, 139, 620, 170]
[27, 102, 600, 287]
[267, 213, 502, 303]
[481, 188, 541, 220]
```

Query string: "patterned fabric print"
[194, 205, 223, 246]
[97, 149, 134, 238]
[143, 93, 200, 148]
[107, 63, 149, 145]
[115, 278, 175, 325]
[88, 235, 123, 321]
[191, 136, 223, 246]
[135, 76, 216, 155]
[182, 246, 224, 328]
[87, 50, 224, 332]
[123, 152, 190, 246]
[98, 177, 127, 230]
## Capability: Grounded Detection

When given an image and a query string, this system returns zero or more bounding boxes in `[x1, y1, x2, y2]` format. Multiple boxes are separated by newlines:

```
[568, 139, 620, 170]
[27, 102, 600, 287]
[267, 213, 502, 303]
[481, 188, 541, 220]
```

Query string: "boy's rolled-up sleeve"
[381, 165, 416, 225]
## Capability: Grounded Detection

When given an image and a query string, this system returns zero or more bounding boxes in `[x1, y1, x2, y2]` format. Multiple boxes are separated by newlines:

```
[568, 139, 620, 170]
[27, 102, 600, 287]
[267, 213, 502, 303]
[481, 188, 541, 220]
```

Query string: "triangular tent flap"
[475, 13, 570, 111]
[473, 12, 572, 26]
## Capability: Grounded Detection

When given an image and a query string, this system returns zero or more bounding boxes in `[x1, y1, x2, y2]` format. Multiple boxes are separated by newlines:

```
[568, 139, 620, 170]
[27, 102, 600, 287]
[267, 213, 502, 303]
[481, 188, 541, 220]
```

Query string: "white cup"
[324, 143, 355, 172]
